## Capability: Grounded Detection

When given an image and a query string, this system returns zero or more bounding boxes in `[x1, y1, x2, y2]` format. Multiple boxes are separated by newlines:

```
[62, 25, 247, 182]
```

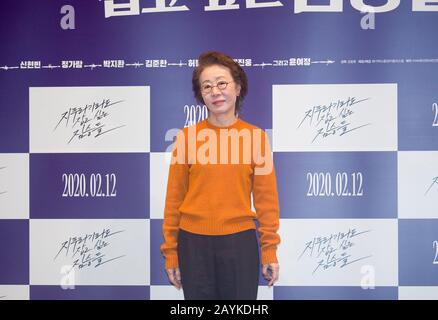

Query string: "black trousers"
[177, 228, 260, 300]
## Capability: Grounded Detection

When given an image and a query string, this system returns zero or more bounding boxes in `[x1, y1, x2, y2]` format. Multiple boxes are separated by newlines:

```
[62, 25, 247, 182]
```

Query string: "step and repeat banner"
[0, 0, 438, 300]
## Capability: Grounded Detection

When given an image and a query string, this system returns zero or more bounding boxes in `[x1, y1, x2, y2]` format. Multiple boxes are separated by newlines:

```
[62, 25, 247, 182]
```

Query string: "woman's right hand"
[166, 268, 182, 290]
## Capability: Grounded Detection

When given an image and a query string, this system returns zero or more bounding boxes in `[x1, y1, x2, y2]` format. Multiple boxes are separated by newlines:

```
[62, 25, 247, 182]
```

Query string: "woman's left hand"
[262, 263, 279, 287]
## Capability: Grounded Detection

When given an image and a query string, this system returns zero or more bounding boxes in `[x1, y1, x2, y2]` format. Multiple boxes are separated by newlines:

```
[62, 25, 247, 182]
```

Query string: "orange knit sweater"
[161, 118, 280, 269]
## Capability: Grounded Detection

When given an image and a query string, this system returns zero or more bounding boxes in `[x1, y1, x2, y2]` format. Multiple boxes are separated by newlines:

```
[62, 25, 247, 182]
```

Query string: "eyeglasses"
[201, 80, 234, 94]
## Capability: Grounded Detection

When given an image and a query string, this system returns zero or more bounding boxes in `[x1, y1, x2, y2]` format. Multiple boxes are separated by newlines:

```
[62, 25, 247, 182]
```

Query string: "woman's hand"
[262, 263, 279, 287]
[166, 268, 182, 290]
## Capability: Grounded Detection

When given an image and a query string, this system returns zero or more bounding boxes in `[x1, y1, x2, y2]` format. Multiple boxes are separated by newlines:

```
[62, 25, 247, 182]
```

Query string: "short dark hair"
[192, 51, 248, 115]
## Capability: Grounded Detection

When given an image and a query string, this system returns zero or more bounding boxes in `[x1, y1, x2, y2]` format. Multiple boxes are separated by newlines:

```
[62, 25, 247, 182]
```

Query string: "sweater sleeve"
[160, 130, 189, 269]
[252, 130, 281, 265]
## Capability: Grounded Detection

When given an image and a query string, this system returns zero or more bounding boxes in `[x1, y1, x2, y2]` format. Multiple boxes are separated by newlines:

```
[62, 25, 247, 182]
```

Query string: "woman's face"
[199, 64, 241, 117]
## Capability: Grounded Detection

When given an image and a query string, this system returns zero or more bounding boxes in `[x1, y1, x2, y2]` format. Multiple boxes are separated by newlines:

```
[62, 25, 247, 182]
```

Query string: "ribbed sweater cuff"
[261, 248, 278, 265]
[165, 254, 179, 269]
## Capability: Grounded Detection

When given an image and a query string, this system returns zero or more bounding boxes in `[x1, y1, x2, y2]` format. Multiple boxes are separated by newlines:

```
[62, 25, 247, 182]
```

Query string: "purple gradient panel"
[150, 219, 168, 285]
[30, 285, 149, 300]
[30, 153, 149, 219]
[399, 219, 438, 286]
[240, 68, 273, 132]
[275, 152, 397, 218]
[0, 220, 29, 284]
[0, 72, 29, 153]
[274, 286, 397, 300]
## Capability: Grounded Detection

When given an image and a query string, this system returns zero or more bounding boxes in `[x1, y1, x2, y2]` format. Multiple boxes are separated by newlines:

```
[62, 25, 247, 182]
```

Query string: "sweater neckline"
[205, 117, 241, 130]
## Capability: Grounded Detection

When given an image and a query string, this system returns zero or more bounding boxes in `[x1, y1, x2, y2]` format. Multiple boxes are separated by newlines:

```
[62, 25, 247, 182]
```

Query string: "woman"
[160, 51, 280, 300]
